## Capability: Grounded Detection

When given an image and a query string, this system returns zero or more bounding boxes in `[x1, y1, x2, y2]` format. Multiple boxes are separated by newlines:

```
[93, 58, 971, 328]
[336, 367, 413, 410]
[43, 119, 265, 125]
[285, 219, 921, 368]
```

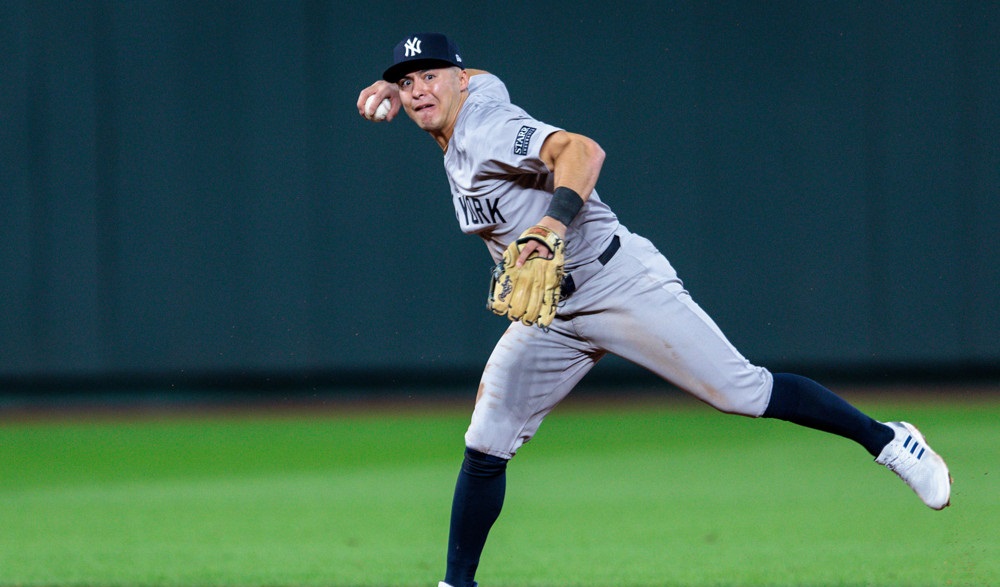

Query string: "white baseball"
[365, 95, 392, 122]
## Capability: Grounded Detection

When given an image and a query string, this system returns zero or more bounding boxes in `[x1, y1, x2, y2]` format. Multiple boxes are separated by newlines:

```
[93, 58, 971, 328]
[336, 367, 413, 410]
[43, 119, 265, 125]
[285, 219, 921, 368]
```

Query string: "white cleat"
[438, 583, 476, 587]
[875, 421, 952, 510]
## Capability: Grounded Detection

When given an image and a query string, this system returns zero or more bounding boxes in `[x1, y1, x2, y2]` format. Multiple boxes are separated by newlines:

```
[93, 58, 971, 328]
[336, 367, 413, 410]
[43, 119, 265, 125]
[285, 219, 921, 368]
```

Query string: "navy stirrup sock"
[444, 447, 508, 587]
[763, 373, 894, 457]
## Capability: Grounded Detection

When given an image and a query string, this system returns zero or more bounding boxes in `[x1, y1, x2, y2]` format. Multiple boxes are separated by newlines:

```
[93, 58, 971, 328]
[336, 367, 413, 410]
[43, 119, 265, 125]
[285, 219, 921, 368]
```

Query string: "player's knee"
[706, 399, 757, 417]
[702, 368, 773, 417]
[465, 422, 532, 460]
[700, 379, 772, 417]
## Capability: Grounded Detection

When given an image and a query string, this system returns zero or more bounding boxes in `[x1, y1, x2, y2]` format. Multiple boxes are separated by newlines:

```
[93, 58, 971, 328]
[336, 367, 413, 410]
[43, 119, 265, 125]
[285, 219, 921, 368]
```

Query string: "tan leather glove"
[487, 226, 566, 328]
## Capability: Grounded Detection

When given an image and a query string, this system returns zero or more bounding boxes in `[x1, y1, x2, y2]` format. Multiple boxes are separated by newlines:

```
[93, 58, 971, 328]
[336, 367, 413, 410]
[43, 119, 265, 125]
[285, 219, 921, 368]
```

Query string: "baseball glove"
[488, 225, 565, 328]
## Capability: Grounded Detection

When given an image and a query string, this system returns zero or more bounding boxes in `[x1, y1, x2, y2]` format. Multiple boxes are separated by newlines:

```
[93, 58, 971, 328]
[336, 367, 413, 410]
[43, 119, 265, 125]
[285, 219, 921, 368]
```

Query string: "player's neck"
[431, 129, 451, 151]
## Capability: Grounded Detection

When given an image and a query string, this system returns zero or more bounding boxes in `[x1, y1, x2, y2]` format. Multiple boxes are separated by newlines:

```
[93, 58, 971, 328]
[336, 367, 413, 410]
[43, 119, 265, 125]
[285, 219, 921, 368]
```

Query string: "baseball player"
[356, 33, 952, 587]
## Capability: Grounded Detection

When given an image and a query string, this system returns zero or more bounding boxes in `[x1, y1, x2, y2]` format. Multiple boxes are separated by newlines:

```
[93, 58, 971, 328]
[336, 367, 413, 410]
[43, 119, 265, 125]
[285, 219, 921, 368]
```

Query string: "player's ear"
[457, 68, 470, 90]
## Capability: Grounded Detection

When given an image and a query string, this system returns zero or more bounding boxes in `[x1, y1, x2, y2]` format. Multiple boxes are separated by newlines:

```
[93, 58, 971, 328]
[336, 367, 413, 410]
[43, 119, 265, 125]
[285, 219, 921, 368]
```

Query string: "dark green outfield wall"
[2, 2, 997, 387]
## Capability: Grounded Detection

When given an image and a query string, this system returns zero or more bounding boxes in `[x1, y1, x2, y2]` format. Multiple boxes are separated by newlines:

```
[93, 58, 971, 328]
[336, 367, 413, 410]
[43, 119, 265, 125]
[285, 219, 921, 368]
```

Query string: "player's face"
[397, 67, 468, 139]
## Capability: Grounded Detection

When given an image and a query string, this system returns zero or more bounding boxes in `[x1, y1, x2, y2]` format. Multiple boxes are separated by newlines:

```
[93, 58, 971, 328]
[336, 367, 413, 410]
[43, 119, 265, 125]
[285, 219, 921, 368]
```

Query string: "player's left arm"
[515, 131, 605, 265]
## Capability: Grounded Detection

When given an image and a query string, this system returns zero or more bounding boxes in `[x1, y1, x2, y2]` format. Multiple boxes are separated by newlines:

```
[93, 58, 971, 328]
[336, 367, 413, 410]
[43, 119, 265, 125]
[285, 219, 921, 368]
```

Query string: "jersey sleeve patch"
[512, 125, 537, 156]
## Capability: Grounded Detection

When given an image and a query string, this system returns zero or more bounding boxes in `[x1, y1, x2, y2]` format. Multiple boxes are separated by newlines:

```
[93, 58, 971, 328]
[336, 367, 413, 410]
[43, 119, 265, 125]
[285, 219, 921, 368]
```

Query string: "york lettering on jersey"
[458, 195, 506, 225]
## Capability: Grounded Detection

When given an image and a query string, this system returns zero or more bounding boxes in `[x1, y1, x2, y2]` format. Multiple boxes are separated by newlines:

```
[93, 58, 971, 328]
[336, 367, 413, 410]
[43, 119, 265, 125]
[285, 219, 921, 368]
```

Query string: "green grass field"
[1, 390, 996, 587]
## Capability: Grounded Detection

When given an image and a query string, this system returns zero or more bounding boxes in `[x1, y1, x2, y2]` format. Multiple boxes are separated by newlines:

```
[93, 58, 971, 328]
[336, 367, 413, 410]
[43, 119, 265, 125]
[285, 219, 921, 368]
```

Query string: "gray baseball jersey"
[447, 74, 773, 459]
[445, 74, 620, 272]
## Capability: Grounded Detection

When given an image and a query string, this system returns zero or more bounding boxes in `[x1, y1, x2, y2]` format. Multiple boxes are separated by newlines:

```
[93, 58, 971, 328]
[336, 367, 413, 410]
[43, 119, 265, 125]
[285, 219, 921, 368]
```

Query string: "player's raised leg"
[762, 372, 893, 456]
[764, 374, 952, 508]
[577, 232, 951, 509]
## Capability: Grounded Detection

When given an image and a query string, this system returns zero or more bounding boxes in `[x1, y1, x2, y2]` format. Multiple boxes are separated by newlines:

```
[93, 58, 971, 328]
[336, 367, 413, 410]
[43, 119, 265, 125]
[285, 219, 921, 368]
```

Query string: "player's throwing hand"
[356, 81, 401, 122]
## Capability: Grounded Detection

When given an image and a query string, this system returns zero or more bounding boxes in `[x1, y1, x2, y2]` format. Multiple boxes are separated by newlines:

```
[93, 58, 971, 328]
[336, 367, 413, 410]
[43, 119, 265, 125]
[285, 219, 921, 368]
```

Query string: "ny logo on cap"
[404, 37, 422, 57]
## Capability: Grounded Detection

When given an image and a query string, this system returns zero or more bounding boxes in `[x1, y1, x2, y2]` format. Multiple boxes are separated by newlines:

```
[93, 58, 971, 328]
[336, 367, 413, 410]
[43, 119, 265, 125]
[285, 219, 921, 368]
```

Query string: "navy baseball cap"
[382, 33, 464, 82]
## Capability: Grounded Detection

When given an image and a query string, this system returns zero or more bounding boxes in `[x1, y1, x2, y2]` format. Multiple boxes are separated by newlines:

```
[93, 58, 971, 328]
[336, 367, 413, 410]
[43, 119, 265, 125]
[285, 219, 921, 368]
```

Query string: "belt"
[561, 234, 621, 300]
